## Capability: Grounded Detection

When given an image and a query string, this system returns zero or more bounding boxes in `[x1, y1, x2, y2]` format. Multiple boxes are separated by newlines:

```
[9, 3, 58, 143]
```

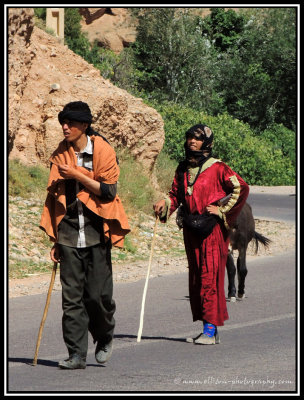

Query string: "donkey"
[226, 202, 271, 302]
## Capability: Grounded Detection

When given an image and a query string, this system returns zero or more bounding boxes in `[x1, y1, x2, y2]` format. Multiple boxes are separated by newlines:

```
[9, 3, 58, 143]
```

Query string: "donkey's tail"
[253, 231, 272, 254]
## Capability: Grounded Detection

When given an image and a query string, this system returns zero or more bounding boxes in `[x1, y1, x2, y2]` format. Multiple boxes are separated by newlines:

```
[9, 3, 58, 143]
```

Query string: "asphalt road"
[7, 193, 297, 394]
[248, 192, 296, 223]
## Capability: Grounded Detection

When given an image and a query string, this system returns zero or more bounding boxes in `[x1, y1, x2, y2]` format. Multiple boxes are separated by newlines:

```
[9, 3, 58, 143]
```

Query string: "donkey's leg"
[237, 247, 248, 299]
[226, 252, 236, 302]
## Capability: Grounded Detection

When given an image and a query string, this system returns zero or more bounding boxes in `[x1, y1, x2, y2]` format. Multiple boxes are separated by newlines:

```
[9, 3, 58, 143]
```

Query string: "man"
[40, 101, 130, 369]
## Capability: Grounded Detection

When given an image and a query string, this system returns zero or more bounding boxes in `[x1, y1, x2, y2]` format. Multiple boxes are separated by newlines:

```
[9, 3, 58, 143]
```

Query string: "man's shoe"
[95, 340, 113, 364]
[58, 354, 86, 369]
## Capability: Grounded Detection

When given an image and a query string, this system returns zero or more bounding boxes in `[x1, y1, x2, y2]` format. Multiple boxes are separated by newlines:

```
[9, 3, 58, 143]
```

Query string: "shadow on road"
[8, 357, 106, 368]
[8, 357, 58, 367]
[114, 334, 186, 343]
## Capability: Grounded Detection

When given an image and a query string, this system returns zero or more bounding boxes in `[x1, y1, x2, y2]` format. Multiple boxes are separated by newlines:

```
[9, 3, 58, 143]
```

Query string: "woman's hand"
[206, 204, 220, 216]
[153, 199, 166, 217]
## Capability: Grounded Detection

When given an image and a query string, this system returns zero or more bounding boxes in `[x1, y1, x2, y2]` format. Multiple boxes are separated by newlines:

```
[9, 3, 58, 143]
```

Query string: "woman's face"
[186, 133, 204, 151]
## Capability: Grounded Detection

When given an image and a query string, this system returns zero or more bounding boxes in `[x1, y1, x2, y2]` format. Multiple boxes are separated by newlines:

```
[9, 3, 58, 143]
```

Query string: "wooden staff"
[137, 217, 159, 343]
[32, 262, 58, 366]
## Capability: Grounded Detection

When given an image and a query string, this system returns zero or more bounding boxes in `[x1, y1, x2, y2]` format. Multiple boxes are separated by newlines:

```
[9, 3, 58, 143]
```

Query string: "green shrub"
[147, 101, 203, 161]
[198, 113, 295, 185]
[260, 123, 296, 167]
[148, 102, 295, 185]
[34, 8, 46, 20]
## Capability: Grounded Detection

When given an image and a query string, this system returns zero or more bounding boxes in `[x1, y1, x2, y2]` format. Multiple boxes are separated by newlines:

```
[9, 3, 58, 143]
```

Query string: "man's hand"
[58, 164, 79, 180]
[50, 244, 60, 263]
[57, 164, 102, 196]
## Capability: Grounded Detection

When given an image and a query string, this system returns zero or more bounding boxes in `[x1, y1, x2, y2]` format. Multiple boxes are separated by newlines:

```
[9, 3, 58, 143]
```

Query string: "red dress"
[167, 159, 249, 326]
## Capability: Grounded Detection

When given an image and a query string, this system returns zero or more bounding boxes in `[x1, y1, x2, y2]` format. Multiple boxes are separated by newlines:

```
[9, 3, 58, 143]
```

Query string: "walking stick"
[137, 216, 159, 342]
[32, 262, 58, 366]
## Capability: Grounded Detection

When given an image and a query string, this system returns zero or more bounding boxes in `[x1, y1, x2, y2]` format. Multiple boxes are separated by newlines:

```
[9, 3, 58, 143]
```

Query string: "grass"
[8, 149, 177, 209]
[8, 151, 179, 279]
[153, 149, 178, 194]
[9, 260, 53, 279]
[116, 148, 161, 216]
[8, 159, 49, 201]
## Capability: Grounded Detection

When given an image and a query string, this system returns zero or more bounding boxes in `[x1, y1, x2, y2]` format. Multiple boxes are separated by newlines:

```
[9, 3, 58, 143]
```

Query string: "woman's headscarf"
[184, 124, 214, 167]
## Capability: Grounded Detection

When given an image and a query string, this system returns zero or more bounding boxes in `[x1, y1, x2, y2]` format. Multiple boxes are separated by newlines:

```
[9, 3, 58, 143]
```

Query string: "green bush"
[199, 113, 295, 185]
[34, 8, 46, 20]
[260, 123, 296, 167]
[149, 102, 295, 186]
[147, 101, 203, 161]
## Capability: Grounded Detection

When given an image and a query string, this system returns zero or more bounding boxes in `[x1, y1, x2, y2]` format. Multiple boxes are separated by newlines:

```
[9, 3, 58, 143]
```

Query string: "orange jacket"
[40, 135, 130, 248]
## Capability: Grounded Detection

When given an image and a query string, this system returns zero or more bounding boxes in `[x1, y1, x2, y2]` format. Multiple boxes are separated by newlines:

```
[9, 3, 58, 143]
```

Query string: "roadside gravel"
[8, 186, 296, 298]
[249, 185, 296, 195]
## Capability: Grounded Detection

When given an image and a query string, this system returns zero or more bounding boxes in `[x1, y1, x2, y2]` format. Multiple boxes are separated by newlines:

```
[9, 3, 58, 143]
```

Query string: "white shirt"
[74, 136, 93, 248]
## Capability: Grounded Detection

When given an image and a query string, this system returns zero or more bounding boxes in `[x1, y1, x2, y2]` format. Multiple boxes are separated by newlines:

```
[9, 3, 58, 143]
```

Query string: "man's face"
[61, 119, 88, 143]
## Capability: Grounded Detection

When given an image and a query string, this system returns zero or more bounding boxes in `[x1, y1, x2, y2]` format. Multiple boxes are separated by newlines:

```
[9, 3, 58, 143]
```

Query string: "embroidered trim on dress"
[219, 175, 241, 229]
[187, 158, 221, 195]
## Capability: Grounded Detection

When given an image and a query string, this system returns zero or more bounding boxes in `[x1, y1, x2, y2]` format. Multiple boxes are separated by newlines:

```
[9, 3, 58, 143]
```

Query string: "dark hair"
[62, 101, 91, 114]
[58, 101, 93, 134]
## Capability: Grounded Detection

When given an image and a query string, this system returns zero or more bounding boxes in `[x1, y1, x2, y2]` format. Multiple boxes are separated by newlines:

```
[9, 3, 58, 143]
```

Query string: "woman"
[153, 124, 249, 344]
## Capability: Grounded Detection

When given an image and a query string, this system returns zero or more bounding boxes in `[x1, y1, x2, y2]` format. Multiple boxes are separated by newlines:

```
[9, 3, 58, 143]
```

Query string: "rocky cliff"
[8, 8, 35, 156]
[8, 8, 164, 173]
[79, 7, 137, 53]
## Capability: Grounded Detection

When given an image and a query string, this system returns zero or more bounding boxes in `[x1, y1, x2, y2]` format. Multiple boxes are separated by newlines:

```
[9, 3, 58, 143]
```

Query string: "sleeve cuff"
[217, 207, 223, 219]
[99, 182, 117, 200]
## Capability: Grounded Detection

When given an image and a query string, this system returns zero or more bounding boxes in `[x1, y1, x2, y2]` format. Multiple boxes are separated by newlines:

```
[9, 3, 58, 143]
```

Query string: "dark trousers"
[59, 243, 116, 359]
